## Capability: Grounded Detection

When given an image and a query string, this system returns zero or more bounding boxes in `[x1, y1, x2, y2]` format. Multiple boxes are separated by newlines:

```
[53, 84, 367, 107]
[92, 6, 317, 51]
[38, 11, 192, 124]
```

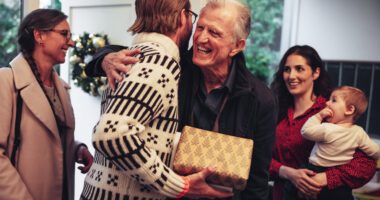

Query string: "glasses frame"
[43, 29, 72, 42]
[186, 9, 198, 24]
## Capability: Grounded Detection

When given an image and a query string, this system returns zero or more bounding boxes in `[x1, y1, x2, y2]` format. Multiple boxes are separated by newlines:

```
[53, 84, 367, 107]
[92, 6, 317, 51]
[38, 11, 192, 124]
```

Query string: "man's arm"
[86, 45, 140, 90]
[85, 45, 127, 77]
[241, 89, 277, 200]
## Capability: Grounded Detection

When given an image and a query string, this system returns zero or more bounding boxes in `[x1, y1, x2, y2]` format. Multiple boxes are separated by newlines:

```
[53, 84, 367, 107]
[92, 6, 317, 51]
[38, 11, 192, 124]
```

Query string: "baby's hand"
[316, 108, 333, 121]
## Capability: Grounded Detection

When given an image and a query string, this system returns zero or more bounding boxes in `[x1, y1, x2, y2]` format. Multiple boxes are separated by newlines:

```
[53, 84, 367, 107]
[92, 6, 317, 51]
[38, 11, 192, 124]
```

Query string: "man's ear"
[179, 9, 188, 28]
[345, 105, 356, 115]
[229, 39, 246, 57]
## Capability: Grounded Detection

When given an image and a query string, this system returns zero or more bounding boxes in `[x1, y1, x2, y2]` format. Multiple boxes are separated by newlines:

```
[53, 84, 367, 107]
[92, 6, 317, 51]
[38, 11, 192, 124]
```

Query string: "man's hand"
[76, 145, 93, 174]
[185, 167, 234, 199]
[101, 49, 140, 90]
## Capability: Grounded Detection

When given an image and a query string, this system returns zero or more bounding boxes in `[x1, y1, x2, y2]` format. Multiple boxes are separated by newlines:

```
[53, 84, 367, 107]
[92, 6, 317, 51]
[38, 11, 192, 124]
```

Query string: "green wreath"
[70, 32, 109, 96]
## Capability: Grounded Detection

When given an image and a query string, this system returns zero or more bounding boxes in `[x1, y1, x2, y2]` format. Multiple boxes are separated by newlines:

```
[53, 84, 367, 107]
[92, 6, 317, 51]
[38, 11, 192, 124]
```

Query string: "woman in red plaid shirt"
[270, 45, 376, 200]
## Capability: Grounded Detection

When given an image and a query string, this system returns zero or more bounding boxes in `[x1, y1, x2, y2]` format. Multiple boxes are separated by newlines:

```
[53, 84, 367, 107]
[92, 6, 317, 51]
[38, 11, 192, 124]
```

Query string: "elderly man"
[86, 1, 277, 199]
[80, 0, 233, 199]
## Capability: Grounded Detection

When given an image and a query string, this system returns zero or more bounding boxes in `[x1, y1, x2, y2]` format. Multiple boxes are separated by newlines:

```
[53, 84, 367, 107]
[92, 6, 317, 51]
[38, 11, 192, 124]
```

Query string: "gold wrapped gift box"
[173, 126, 254, 190]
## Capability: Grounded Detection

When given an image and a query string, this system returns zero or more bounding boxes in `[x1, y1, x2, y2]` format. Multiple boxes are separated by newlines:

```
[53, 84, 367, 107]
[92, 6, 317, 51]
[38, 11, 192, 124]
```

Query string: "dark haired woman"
[0, 9, 92, 200]
[270, 45, 376, 199]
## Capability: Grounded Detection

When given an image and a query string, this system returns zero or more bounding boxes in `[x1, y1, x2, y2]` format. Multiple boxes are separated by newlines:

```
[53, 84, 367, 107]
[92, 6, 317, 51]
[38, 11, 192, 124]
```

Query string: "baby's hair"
[333, 86, 368, 122]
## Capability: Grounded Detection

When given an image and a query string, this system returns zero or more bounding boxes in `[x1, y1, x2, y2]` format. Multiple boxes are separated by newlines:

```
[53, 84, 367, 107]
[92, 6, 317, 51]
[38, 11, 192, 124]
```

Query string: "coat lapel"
[10, 54, 60, 138]
[53, 72, 75, 129]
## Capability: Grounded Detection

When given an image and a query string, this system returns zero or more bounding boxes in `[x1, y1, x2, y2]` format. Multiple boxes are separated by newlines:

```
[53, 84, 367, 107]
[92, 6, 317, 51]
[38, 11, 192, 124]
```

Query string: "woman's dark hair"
[18, 9, 67, 55]
[18, 9, 67, 120]
[270, 45, 332, 122]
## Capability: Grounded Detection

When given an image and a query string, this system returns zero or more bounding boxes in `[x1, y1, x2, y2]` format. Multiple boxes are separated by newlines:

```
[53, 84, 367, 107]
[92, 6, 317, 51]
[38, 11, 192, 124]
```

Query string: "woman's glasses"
[44, 29, 72, 42]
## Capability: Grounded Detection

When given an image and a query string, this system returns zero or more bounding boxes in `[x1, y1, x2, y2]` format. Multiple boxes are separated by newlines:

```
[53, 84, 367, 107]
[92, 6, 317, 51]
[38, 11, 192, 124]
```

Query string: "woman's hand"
[184, 167, 234, 199]
[280, 166, 322, 196]
[76, 145, 93, 173]
[300, 172, 327, 199]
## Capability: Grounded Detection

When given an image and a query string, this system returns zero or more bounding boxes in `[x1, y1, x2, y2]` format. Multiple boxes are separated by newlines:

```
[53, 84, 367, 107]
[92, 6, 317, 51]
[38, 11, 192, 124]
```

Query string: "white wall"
[192, 0, 207, 14]
[281, 0, 380, 62]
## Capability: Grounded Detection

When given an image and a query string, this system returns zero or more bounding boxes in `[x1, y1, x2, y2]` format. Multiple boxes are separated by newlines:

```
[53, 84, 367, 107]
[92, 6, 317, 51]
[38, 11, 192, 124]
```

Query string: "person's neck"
[333, 117, 354, 128]
[334, 121, 354, 128]
[293, 93, 316, 118]
[32, 51, 54, 87]
[169, 32, 182, 51]
[201, 63, 230, 93]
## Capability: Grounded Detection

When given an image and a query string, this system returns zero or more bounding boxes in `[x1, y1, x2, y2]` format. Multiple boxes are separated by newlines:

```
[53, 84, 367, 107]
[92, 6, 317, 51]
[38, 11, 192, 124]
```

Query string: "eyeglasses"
[44, 29, 72, 42]
[186, 9, 198, 24]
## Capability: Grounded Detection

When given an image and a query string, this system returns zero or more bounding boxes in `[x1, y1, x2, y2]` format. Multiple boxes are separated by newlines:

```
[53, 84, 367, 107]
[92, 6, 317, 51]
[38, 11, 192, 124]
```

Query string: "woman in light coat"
[0, 9, 93, 200]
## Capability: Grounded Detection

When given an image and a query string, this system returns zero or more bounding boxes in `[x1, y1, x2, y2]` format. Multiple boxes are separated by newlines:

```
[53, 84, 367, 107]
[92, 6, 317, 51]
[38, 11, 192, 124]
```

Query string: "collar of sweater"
[132, 32, 180, 63]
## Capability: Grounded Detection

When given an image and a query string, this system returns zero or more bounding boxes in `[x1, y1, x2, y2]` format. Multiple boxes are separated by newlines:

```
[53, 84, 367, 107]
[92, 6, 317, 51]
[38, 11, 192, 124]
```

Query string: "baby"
[283, 86, 380, 200]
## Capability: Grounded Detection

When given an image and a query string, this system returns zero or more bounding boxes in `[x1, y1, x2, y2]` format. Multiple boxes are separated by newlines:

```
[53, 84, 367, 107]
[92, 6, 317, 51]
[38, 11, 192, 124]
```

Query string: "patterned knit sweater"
[81, 33, 185, 200]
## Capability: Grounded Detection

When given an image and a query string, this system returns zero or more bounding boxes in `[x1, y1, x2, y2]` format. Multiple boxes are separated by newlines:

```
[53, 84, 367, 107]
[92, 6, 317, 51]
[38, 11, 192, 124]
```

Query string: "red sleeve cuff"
[176, 176, 189, 199]
[270, 159, 282, 177]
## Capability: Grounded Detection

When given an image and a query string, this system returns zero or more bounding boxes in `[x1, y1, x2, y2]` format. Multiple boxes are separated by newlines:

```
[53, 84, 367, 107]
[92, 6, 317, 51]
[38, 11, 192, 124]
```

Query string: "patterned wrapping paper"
[173, 126, 254, 190]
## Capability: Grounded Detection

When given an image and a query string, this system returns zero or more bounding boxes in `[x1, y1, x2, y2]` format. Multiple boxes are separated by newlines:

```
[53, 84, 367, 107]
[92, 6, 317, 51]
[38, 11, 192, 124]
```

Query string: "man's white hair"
[202, 0, 251, 40]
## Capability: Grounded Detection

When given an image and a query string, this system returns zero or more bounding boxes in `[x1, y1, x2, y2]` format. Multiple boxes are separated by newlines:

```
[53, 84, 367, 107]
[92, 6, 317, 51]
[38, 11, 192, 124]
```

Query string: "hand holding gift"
[173, 126, 254, 191]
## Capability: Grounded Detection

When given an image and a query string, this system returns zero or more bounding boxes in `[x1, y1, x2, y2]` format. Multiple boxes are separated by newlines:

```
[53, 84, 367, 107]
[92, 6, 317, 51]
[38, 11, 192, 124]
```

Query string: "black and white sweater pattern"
[81, 33, 184, 200]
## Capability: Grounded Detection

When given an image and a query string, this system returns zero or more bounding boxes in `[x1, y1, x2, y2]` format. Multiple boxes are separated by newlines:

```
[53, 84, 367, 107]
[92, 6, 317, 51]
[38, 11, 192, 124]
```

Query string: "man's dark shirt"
[193, 60, 236, 131]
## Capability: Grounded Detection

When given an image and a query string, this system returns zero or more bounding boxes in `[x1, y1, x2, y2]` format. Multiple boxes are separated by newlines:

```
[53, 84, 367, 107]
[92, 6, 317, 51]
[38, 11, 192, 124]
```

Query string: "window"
[0, 0, 61, 68]
[244, 0, 283, 83]
[325, 61, 380, 137]
[40, 0, 61, 9]
[0, 0, 21, 67]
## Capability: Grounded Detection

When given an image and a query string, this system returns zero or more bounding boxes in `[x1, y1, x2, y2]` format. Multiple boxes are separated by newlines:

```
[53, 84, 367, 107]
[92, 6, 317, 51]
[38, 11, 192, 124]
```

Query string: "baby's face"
[325, 91, 349, 124]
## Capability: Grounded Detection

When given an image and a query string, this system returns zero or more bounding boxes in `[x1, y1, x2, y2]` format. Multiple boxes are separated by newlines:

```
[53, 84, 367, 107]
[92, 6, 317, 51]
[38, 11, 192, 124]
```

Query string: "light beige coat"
[0, 54, 79, 200]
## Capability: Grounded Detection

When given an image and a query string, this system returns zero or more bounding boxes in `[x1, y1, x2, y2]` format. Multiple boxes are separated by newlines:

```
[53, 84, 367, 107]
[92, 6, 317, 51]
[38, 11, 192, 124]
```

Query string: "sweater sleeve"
[325, 149, 376, 189]
[91, 60, 185, 198]
[357, 128, 380, 160]
[0, 68, 33, 200]
[301, 115, 327, 142]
